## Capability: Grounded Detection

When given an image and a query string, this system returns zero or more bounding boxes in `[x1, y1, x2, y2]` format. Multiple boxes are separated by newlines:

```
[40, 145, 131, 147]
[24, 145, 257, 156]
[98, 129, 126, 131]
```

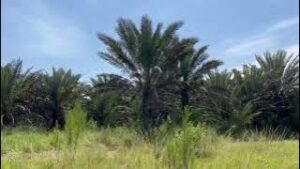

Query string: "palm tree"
[89, 73, 136, 126]
[232, 65, 267, 106]
[280, 53, 299, 131]
[254, 51, 294, 107]
[281, 54, 299, 94]
[191, 69, 262, 134]
[255, 50, 293, 93]
[44, 68, 81, 129]
[91, 73, 134, 93]
[178, 45, 223, 111]
[247, 50, 298, 131]
[1, 59, 37, 127]
[195, 71, 234, 126]
[97, 15, 184, 133]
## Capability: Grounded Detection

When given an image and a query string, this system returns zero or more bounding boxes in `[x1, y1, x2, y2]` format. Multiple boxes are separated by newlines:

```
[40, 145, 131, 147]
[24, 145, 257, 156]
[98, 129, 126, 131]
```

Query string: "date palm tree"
[281, 54, 299, 94]
[89, 73, 136, 126]
[97, 15, 185, 133]
[44, 68, 81, 129]
[1, 59, 37, 127]
[178, 45, 223, 111]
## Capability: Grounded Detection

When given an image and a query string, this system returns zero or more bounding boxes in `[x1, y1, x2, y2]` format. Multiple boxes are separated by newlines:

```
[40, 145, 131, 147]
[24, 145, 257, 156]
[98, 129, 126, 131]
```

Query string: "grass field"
[1, 127, 299, 169]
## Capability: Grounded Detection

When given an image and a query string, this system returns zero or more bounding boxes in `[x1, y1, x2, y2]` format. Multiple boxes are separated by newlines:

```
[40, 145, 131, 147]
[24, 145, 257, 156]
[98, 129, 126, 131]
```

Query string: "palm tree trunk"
[1, 111, 15, 127]
[48, 111, 57, 130]
[49, 99, 60, 130]
[142, 78, 152, 135]
[49, 107, 65, 130]
[181, 87, 189, 111]
[57, 107, 65, 129]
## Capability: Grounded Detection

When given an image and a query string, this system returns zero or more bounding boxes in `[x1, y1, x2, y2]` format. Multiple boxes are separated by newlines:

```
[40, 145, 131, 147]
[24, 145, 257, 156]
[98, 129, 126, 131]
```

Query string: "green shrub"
[65, 102, 87, 148]
[165, 108, 219, 169]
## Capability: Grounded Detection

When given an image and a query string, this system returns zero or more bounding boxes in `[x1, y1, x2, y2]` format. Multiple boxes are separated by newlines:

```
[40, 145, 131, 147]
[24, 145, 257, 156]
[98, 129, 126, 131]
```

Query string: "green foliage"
[191, 51, 299, 135]
[1, 128, 298, 169]
[97, 15, 189, 132]
[240, 127, 294, 141]
[44, 68, 81, 129]
[281, 54, 299, 93]
[1, 128, 65, 154]
[65, 102, 87, 147]
[165, 108, 218, 169]
[50, 129, 65, 151]
[97, 127, 141, 148]
[44, 68, 81, 108]
[1, 60, 37, 127]
[178, 45, 223, 110]
[89, 73, 137, 126]
[1, 16, 299, 139]
[1, 15, 300, 169]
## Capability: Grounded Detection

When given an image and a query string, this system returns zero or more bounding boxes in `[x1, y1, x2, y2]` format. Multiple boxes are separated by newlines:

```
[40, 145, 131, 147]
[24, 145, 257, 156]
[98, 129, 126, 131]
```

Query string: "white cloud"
[229, 45, 299, 71]
[266, 17, 299, 33]
[225, 37, 275, 55]
[224, 16, 299, 56]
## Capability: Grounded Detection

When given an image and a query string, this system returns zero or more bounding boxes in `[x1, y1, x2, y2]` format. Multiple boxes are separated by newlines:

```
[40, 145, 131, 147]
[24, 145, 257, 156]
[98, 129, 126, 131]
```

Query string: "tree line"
[1, 16, 299, 136]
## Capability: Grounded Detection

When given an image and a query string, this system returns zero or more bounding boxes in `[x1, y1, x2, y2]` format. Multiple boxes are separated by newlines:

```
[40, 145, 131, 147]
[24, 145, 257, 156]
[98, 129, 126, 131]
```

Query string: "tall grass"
[165, 108, 219, 169]
[1, 107, 298, 169]
[240, 127, 294, 141]
[1, 127, 298, 169]
[65, 102, 87, 148]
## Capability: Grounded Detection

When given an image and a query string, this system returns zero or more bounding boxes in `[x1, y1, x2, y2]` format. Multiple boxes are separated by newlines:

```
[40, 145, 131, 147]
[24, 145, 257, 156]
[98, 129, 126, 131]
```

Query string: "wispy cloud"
[224, 16, 299, 56]
[228, 44, 299, 71]
[266, 17, 299, 33]
[225, 37, 275, 55]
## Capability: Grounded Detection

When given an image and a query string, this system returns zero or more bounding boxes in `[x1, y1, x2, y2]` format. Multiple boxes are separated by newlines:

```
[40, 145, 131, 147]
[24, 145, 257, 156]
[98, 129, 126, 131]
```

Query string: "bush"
[65, 102, 87, 148]
[165, 108, 219, 169]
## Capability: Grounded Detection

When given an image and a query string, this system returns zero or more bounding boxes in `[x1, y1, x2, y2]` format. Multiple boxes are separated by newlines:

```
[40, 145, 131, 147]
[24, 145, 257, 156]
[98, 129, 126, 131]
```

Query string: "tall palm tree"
[97, 16, 184, 132]
[44, 68, 81, 129]
[178, 46, 223, 111]
[1, 59, 37, 127]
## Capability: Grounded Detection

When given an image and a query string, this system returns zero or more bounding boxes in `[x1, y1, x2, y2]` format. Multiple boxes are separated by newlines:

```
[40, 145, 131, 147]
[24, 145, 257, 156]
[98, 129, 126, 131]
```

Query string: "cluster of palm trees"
[1, 16, 299, 135]
[1, 64, 81, 129]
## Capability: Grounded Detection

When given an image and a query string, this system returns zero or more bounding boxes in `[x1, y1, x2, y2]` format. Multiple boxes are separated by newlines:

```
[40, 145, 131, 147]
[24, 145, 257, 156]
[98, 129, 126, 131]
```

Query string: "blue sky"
[1, 0, 299, 82]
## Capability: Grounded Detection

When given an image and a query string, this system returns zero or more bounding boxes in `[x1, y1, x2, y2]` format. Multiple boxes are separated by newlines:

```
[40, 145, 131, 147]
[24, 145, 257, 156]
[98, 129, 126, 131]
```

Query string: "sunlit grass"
[1, 127, 298, 169]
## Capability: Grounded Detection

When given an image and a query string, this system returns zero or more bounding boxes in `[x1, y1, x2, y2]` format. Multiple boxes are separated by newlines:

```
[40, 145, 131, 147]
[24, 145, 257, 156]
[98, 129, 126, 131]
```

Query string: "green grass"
[1, 127, 299, 169]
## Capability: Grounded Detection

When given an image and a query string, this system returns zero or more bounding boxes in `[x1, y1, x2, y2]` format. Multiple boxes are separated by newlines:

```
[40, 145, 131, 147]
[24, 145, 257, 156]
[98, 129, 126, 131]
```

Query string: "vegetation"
[1, 60, 37, 127]
[1, 16, 299, 168]
[1, 126, 298, 169]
